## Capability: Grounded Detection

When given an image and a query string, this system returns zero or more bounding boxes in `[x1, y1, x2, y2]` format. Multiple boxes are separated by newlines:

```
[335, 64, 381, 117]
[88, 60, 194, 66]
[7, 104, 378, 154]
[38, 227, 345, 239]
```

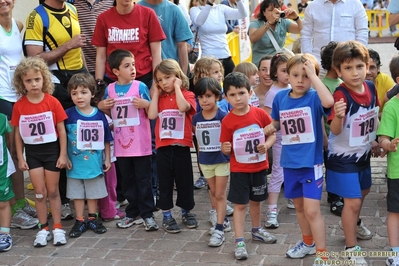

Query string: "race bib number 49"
[280, 107, 315, 145]
[19, 111, 57, 145]
[159, 109, 185, 139]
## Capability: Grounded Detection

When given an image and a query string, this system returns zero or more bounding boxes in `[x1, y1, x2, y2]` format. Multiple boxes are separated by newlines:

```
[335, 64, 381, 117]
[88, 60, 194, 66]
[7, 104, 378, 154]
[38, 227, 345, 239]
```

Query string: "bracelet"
[293, 16, 300, 21]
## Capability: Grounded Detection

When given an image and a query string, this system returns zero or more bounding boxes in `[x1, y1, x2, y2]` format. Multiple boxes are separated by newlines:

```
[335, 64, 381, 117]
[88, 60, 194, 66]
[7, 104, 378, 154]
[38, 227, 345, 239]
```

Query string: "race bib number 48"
[19, 111, 57, 144]
[233, 128, 266, 164]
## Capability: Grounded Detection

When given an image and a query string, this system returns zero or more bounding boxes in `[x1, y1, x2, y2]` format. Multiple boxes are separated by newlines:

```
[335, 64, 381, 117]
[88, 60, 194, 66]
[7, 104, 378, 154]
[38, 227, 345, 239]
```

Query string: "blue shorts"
[326, 167, 372, 198]
[283, 165, 324, 200]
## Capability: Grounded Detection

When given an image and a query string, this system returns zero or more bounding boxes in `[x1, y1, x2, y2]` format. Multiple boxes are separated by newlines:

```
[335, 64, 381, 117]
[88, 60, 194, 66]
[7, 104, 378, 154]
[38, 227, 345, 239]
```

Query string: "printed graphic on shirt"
[108, 27, 139, 43]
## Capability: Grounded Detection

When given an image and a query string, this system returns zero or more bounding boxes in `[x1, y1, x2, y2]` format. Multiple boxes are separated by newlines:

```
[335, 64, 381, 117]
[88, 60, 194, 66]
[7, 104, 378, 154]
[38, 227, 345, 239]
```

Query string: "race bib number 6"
[196, 121, 221, 152]
[19, 111, 57, 144]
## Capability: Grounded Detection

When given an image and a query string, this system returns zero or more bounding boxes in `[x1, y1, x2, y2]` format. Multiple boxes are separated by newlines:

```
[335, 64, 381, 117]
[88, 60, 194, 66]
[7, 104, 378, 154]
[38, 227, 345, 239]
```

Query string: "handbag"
[266, 29, 295, 56]
[188, 28, 200, 64]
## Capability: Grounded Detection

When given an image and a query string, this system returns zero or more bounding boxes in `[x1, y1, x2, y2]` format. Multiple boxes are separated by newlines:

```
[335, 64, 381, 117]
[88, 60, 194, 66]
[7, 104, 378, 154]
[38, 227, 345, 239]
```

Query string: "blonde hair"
[154, 59, 189, 89]
[286, 53, 320, 76]
[233, 62, 258, 79]
[192, 57, 224, 85]
[13, 57, 54, 96]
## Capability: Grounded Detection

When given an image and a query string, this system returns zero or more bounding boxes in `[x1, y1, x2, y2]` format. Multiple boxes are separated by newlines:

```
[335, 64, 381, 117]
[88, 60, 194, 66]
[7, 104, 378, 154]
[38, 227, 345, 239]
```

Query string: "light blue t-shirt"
[103, 82, 151, 101]
[388, 1, 399, 13]
[138, 0, 193, 61]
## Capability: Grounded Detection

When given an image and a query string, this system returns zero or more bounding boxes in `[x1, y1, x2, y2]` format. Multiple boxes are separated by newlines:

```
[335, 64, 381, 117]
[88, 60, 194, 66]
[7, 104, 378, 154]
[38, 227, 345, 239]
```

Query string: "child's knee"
[304, 207, 321, 221]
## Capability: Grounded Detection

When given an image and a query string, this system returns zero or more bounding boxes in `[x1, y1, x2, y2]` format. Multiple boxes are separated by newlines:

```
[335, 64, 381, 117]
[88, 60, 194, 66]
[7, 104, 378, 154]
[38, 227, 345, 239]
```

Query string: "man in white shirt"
[301, 0, 368, 65]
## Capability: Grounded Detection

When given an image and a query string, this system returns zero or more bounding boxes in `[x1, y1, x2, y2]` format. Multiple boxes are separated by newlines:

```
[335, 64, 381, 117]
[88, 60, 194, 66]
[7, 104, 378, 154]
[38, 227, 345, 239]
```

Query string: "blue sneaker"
[194, 176, 207, 189]
[0, 234, 12, 252]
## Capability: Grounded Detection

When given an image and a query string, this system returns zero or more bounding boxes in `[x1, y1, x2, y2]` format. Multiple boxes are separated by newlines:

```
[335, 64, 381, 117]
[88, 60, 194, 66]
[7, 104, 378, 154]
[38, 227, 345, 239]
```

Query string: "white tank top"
[0, 18, 22, 102]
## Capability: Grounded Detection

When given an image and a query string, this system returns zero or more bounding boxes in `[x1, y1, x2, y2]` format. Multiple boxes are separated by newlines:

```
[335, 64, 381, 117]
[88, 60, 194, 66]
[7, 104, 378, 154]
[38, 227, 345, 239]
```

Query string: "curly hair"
[154, 59, 189, 91]
[192, 57, 224, 85]
[13, 57, 54, 96]
[257, 0, 282, 22]
[320, 41, 338, 71]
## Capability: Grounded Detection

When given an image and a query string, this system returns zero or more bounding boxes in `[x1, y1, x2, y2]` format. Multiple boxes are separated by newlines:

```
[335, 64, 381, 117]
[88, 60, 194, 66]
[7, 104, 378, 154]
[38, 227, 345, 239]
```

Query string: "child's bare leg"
[29, 168, 48, 224]
[357, 188, 370, 220]
[341, 197, 362, 247]
[233, 204, 247, 239]
[388, 212, 399, 248]
[0, 201, 11, 228]
[87, 199, 98, 215]
[214, 176, 228, 223]
[249, 200, 261, 228]
[303, 198, 326, 249]
[267, 192, 279, 207]
[73, 199, 85, 218]
[293, 197, 312, 236]
[45, 170, 61, 225]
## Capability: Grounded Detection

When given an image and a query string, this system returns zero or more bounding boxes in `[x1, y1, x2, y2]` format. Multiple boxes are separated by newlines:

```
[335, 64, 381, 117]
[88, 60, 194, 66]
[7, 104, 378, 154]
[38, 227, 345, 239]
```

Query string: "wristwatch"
[206, 1, 213, 6]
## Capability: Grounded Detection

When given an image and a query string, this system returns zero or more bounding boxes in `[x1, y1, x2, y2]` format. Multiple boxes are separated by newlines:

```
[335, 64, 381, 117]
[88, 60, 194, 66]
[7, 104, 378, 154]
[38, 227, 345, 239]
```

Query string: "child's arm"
[174, 79, 191, 112]
[264, 120, 280, 136]
[378, 136, 399, 155]
[97, 99, 114, 117]
[103, 142, 111, 172]
[257, 133, 276, 154]
[148, 87, 160, 119]
[14, 127, 29, 171]
[329, 98, 346, 135]
[56, 121, 68, 169]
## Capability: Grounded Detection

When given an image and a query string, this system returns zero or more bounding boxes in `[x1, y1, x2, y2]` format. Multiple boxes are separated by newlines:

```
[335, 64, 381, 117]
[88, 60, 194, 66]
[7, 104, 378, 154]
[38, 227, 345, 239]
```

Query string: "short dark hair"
[194, 77, 222, 100]
[258, 54, 273, 69]
[67, 73, 97, 95]
[257, 0, 282, 22]
[368, 48, 381, 67]
[389, 55, 399, 82]
[332, 41, 369, 71]
[108, 49, 134, 71]
[320, 41, 338, 71]
[223, 72, 251, 94]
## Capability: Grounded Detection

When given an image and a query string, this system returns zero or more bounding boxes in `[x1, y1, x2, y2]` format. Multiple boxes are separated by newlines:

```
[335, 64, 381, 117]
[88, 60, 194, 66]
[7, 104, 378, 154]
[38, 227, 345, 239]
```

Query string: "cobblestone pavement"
[2, 43, 399, 266]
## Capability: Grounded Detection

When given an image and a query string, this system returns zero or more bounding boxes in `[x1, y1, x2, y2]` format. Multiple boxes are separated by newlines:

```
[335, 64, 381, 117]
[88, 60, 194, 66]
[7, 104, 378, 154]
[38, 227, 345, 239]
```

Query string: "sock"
[211, 207, 216, 211]
[53, 223, 63, 230]
[16, 198, 26, 209]
[268, 204, 277, 211]
[38, 222, 49, 231]
[181, 208, 188, 217]
[251, 227, 261, 234]
[88, 213, 97, 221]
[215, 223, 223, 232]
[316, 248, 328, 260]
[235, 237, 244, 244]
[302, 235, 314, 246]
[76, 216, 85, 222]
[163, 210, 172, 221]
[0, 227, 10, 233]
[357, 219, 361, 226]
[391, 247, 399, 253]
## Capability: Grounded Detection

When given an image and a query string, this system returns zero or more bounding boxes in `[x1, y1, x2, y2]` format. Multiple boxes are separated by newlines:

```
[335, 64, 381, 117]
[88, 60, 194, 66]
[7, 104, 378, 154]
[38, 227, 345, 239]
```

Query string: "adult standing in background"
[0, 0, 39, 231]
[220, 0, 239, 34]
[190, 0, 247, 76]
[387, 0, 399, 27]
[138, 0, 193, 74]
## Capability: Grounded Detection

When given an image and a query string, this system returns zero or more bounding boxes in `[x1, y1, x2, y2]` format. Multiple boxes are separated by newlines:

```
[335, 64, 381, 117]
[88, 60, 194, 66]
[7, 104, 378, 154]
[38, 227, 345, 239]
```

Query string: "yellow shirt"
[375, 72, 395, 112]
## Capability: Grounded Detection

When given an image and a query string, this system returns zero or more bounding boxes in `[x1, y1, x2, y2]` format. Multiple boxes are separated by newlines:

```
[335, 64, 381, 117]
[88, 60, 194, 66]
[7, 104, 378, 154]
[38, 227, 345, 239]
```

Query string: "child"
[233, 62, 260, 107]
[220, 72, 277, 260]
[319, 41, 345, 217]
[326, 41, 379, 265]
[254, 55, 273, 110]
[148, 59, 198, 233]
[99, 49, 158, 231]
[0, 113, 16, 252]
[377, 55, 399, 266]
[264, 53, 334, 265]
[192, 77, 231, 246]
[263, 52, 292, 229]
[11, 57, 68, 247]
[65, 73, 112, 238]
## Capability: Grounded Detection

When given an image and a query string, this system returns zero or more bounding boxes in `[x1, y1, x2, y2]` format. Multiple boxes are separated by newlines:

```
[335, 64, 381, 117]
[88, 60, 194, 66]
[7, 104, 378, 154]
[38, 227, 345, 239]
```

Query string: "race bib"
[111, 97, 140, 127]
[349, 107, 379, 147]
[233, 128, 266, 164]
[0, 137, 3, 166]
[6, 148, 15, 178]
[159, 109, 185, 139]
[19, 112, 57, 145]
[280, 107, 315, 145]
[196, 121, 221, 152]
[9, 65, 16, 92]
[76, 120, 105, 150]
[249, 93, 259, 107]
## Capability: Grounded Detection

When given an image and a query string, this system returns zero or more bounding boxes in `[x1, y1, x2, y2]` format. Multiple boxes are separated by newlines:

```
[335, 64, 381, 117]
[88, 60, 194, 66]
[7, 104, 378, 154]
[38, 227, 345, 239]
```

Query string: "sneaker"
[226, 204, 234, 216]
[265, 209, 279, 229]
[0, 234, 12, 252]
[344, 246, 368, 265]
[251, 228, 277, 244]
[33, 229, 52, 247]
[87, 218, 107, 234]
[286, 241, 316, 259]
[338, 220, 372, 240]
[69, 220, 87, 238]
[208, 218, 232, 235]
[287, 199, 295, 209]
[116, 216, 143, 229]
[22, 200, 38, 218]
[102, 209, 126, 222]
[162, 217, 181, 233]
[182, 213, 198, 229]
[194, 176, 207, 189]
[61, 203, 73, 220]
[143, 217, 159, 231]
[53, 228, 67, 246]
[386, 255, 399, 266]
[235, 241, 248, 260]
[11, 209, 39, 229]
[209, 210, 217, 227]
[330, 201, 344, 217]
[209, 229, 225, 247]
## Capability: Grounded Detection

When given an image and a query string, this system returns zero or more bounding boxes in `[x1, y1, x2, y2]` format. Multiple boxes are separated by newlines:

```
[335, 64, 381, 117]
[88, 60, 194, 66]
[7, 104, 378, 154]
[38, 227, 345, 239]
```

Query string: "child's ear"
[111, 68, 119, 76]
[333, 66, 342, 78]
[396, 76, 399, 84]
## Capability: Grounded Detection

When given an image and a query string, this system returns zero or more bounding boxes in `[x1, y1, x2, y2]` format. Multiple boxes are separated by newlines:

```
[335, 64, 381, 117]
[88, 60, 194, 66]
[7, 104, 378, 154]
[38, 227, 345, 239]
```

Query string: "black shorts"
[0, 99, 14, 120]
[25, 141, 61, 171]
[387, 178, 399, 213]
[227, 170, 268, 204]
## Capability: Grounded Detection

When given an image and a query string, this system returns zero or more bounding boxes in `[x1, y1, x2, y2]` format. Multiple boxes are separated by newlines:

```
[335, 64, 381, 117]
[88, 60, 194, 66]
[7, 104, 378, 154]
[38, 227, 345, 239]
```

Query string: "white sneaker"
[235, 241, 248, 260]
[209, 210, 217, 227]
[226, 204, 234, 216]
[251, 228, 277, 244]
[11, 209, 39, 229]
[338, 220, 372, 240]
[344, 246, 367, 265]
[386, 255, 399, 266]
[286, 241, 316, 259]
[209, 229, 225, 247]
[33, 229, 52, 247]
[265, 209, 279, 229]
[287, 199, 295, 209]
[53, 228, 67, 246]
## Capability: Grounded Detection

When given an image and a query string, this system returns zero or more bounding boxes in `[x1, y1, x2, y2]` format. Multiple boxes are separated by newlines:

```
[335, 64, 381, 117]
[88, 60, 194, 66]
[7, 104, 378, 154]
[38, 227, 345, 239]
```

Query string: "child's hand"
[103, 160, 111, 173]
[103, 98, 115, 109]
[334, 98, 346, 119]
[371, 140, 381, 158]
[303, 59, 317, 78]
[257, 143, 267, 154]
[221, 142, 231, 155]
[18, 159, 29, 171]
[132, 97, 150, 109]
[174, 78, 182, 89]
[56, 154, 68, 169]
[264, 124, 276, 136]
[66, 158, 73, 170]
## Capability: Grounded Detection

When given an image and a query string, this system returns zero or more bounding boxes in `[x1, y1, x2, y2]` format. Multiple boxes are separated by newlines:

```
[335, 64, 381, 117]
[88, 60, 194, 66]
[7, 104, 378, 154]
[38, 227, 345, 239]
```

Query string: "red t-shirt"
[220, 106, 272, 173]
[11, 93, 67, 137]
[155, 90, 196, 149]
[92, 4, 166, 80]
